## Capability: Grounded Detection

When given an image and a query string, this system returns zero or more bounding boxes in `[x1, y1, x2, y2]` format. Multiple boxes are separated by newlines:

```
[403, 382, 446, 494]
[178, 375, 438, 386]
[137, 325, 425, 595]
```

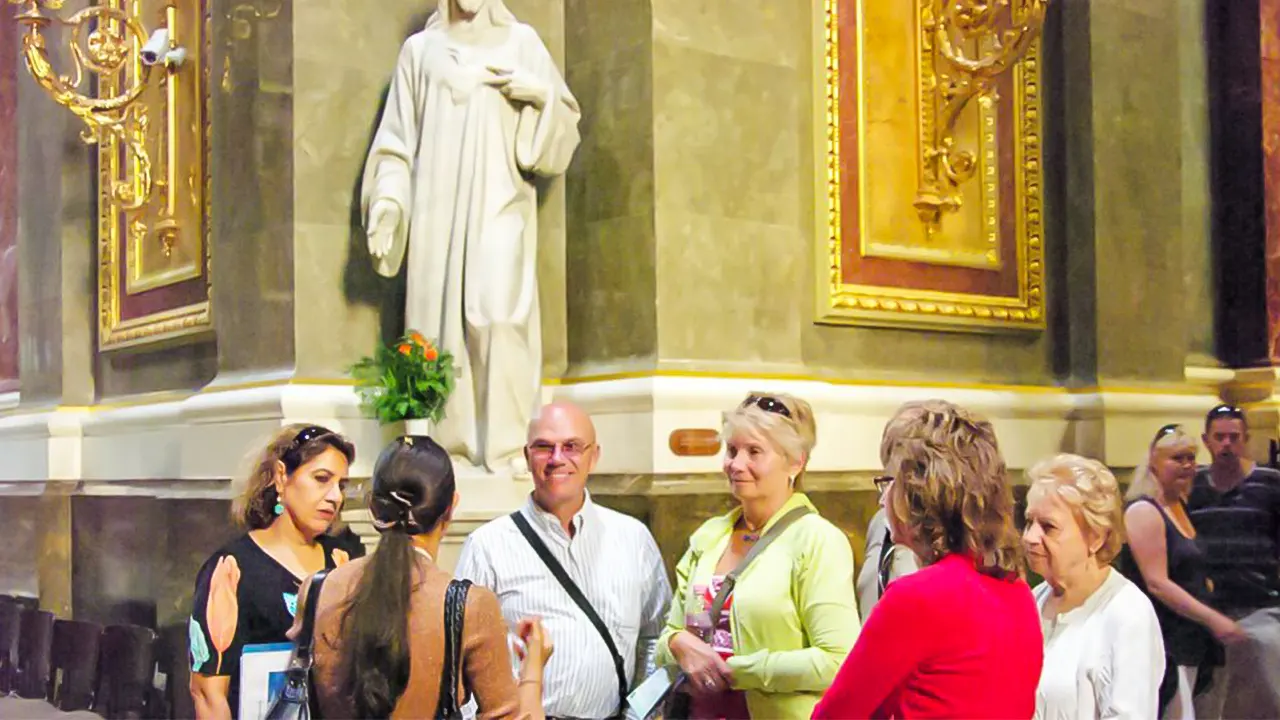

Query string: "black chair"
[158, 623, 191, 720]
[0, 597, 18, 694]
[8, 596, 38, 612]
[13, 609, 54, 700]
[50, 619, 103, 711]
[94, 624, 157, 719]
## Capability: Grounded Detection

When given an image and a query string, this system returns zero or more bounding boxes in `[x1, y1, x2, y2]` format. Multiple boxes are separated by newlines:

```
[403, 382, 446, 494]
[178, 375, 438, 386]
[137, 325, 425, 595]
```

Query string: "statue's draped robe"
[362, 21, 580, 471]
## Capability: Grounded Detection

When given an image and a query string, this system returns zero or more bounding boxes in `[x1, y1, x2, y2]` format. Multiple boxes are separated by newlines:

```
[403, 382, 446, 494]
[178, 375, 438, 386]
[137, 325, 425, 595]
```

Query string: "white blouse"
[1034, 568, 1166, 720]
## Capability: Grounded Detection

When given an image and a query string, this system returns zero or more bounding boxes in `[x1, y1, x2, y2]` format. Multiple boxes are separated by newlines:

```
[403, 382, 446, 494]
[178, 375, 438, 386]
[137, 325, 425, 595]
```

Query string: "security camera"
[140, 29, 169, 66]
[140, 28, 187, 69]
[163, 47, 187, 68]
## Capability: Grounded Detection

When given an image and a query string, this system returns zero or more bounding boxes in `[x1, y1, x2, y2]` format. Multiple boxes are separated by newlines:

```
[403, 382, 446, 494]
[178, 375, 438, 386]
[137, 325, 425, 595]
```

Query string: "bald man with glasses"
[455, 402, 672, 720]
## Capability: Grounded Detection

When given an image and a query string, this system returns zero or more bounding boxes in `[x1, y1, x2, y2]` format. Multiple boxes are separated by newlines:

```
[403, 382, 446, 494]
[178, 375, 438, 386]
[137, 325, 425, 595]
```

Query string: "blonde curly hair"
[1026, 453, 1125, 564]
[883, 400, 1022, 577]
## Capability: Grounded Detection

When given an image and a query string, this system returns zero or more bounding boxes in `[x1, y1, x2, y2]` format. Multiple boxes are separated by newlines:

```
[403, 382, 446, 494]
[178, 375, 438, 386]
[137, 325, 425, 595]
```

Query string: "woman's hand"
[517, 617, 554, 667]
[1210, 615, 1249, 645]
[669, 630, 733, 697]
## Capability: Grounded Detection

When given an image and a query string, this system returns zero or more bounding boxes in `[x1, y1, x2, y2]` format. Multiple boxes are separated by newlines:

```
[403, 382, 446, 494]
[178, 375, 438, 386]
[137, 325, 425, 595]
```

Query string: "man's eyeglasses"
[527, 440, 594, 459]
[743, 395, 792, 418]
[873, 475, 893, 497]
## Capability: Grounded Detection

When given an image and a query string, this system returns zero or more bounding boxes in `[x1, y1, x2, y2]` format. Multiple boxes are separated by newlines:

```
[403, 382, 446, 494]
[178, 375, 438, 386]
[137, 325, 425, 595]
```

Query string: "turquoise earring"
[273, 502, 284, 516]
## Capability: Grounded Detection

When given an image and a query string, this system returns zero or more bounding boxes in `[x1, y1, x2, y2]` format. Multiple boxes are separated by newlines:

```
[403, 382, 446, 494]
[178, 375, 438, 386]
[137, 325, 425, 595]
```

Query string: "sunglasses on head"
[292, 425, 334, 448]
[1150, 423, 1181, 447]
[1207, 404, 1244, 421]
[283, 425, 335, 468]
[743, 395, 792, 418]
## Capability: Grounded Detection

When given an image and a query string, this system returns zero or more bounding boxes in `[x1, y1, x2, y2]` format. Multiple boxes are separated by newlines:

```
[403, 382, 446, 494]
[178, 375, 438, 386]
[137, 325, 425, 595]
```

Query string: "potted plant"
[350, 330, 456, 436]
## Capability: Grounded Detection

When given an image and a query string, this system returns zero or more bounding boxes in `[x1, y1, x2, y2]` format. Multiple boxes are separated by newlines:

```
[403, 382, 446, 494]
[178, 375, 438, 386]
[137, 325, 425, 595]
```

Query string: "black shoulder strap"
[294, 569, 330, 667]
[708, 506, 812, 627]
[437, 579, 472, 720]
[509, 511, 628, 711]
[876, 526, 895, 595]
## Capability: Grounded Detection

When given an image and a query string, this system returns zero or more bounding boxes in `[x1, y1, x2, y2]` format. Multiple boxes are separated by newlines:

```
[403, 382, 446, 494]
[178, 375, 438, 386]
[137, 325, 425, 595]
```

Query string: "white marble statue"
[361, 0, 580, 474]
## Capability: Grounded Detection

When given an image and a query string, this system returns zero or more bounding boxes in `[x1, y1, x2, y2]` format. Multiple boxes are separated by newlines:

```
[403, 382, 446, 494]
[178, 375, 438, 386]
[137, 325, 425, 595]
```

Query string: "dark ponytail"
[339, 436, 456, 718]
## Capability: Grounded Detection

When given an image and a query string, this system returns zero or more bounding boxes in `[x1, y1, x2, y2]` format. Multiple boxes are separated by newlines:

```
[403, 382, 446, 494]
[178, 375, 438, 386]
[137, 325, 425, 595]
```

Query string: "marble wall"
[558, 0, 1215, 387]
[0, 495, 39, 598]
[14, 7, 96, 407]
[1059, 0, 1192, 384]
[207, 0, 298, 377]
[0, 2, 16, 391]
[564, 0, 657, 370]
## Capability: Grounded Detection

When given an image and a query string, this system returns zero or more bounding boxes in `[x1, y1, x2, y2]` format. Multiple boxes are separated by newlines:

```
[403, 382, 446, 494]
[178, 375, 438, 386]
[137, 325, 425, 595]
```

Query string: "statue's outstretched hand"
[368, 199, 400, 259]
[484, 66, 548, 110]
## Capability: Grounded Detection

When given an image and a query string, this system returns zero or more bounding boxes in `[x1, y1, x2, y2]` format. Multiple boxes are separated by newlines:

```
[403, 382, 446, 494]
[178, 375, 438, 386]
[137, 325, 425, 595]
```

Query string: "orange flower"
[206, 555, 241, 674]
[424, 347, 438, 361]
[397, 343, 412, 355]
[407, 331, 426, 346]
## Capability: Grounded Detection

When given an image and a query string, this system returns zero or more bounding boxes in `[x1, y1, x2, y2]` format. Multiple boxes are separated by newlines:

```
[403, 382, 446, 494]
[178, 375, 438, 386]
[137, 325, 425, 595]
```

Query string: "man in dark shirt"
[1187, 404, 1280, 717]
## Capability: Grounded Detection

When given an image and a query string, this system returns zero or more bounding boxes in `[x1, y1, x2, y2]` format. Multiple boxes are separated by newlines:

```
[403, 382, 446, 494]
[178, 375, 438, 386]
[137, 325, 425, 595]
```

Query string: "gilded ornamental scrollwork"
[915, 0, 1048, 232]
[6, 0, 213, 349]
[815, 0, 1048, 332]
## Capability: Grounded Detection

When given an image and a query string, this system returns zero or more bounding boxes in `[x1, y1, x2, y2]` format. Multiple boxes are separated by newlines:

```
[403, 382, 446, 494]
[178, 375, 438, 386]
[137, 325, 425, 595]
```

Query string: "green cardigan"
[655, 493, 861, 719]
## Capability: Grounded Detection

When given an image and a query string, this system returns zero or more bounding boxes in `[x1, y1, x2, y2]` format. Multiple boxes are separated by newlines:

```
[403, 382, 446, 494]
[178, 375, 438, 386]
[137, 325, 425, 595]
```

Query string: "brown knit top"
[309, 554, 522, 719]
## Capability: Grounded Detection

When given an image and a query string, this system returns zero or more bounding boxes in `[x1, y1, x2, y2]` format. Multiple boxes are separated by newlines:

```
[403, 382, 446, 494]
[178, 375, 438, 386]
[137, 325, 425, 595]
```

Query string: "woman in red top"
[813, 400, 1044, 719]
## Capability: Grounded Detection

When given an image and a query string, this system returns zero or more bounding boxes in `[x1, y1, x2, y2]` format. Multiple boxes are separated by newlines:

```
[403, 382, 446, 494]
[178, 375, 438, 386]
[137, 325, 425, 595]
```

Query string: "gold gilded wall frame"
[813, 0, 1046, 333]
[96, 0, 213, 350]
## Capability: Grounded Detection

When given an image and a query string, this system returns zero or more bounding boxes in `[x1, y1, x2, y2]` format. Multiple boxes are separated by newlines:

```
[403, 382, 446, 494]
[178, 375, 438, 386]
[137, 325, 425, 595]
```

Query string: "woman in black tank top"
[1120, 424, 1246, 719]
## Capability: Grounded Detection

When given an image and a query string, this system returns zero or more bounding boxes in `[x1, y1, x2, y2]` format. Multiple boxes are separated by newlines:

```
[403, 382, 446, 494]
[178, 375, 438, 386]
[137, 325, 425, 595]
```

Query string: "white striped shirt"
[454, 491, 672, 719]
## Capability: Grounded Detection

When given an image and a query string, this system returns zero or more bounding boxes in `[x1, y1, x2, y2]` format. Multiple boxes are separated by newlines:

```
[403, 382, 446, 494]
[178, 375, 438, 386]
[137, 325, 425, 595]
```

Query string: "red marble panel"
[1263, 0, 1280, 61]
[0, 2, 19, 391]
[835, 4, 1021, 301]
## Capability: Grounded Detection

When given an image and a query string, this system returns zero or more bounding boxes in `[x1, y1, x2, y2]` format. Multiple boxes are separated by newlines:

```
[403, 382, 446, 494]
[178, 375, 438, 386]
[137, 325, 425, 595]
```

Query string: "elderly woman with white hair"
[1024, 453, 1166, 720]
[656, 393, 859, 720]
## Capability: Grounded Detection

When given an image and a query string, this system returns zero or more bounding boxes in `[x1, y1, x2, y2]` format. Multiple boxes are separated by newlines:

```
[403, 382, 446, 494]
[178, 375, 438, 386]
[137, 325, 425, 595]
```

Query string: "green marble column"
[14, 14, 95, 407]
[563, 0, 658, 374]
[1052, 0, 1211, 386]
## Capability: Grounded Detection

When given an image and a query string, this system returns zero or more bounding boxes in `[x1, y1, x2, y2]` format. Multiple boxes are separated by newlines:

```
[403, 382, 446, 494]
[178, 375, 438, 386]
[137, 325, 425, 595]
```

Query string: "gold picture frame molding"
[813, 0, 1046, 333]
[97, 0, 213, 350]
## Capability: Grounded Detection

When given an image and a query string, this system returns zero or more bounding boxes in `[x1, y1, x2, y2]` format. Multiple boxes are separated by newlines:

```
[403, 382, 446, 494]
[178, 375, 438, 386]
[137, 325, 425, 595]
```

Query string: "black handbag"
[437, 579, 472, 720]
[264, 569, 330, 720]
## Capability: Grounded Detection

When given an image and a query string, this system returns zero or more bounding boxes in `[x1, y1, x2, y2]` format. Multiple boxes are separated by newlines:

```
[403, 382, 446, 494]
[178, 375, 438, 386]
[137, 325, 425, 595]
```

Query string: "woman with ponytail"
[307, 436, 552, 719]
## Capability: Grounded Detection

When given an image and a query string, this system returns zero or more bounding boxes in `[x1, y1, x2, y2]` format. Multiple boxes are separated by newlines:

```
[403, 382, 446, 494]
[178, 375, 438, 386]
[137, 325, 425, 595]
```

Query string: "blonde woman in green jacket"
[657, 393, 861, 719]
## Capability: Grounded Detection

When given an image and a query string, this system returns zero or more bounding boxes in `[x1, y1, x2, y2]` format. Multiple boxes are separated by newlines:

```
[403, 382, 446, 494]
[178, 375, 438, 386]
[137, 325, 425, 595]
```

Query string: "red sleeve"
[812, 580, 931, 719]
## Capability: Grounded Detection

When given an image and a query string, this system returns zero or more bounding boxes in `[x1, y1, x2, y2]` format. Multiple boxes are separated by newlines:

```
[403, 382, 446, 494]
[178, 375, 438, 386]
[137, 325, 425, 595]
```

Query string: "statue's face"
[454, 0, 485, 15]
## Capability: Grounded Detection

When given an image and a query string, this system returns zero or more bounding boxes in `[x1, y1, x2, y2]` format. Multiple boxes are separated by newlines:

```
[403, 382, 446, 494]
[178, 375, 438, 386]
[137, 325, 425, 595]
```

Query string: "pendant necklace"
[740, 517, 762, 543]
